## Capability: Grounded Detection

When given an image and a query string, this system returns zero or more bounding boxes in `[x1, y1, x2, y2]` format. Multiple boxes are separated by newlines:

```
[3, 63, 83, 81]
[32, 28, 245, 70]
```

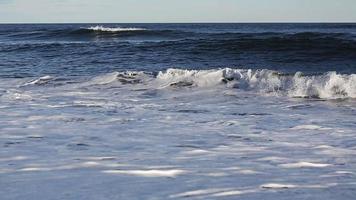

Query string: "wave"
[85, 26, 147, 32]
[85, 71, 152, 86]
[4, 27, 186, 41]
[21, 75, 54, 86]
[71, 68, 355, 99]
[6, 26, 355, 44]
[4, 33, 355, 60]
[14, 68, 356, 99]
[157, 68, 356, 99]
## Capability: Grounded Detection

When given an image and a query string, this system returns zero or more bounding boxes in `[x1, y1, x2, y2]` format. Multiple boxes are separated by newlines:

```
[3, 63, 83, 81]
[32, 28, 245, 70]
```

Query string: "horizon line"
[0, 21, 356, 24]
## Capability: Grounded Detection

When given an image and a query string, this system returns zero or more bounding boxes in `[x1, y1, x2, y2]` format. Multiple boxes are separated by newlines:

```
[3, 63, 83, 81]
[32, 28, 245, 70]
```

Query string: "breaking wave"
[85, 26, 147, 32]
[15, 67, 356, 99]
[156, 68, 356, 99]
[85, 71, 152, 86]
[66, 68, 356, 100]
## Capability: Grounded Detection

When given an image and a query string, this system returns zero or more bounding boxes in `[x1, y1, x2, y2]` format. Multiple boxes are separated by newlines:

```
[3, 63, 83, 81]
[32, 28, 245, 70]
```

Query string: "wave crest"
[157, 68, 356, 99]
[85, 26, 147, 32]
[20, 68, 356, 100]
[21, 75, 54, 86]
[85, 71, 152, 86]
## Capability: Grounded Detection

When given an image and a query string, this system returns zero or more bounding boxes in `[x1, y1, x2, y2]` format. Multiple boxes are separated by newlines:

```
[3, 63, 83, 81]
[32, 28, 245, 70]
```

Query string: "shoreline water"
[1, 23, 355, 199]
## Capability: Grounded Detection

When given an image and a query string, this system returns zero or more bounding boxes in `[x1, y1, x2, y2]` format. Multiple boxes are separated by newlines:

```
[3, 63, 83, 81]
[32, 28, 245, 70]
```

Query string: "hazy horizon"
[0, 0, 356, 23]
[1, 22, 356, 24]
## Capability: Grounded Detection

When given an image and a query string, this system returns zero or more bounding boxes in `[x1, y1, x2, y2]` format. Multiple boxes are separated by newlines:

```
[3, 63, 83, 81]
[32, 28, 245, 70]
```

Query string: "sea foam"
[86, 26, 146, 32]
[16, 68, 356, 100]
[156, 68, 356, 99]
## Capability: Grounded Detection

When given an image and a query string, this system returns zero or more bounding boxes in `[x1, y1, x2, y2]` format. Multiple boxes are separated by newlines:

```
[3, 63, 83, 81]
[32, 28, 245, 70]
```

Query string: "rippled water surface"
[0, 24, 356, 200]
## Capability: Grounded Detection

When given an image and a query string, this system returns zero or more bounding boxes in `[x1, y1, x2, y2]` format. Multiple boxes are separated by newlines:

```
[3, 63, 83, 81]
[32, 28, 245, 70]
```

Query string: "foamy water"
[1, 68, 355, 199]
[1, 23, 356, 199]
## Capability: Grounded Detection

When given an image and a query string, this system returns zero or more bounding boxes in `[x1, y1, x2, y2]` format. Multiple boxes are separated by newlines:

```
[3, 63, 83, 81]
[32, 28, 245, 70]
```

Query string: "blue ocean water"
[0, 23, 356, 77]
[0, 24, 356, 200]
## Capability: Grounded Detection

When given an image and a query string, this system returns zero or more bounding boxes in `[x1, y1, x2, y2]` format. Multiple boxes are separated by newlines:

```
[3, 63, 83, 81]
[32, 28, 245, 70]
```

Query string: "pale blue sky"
[0, 0, 356, 23]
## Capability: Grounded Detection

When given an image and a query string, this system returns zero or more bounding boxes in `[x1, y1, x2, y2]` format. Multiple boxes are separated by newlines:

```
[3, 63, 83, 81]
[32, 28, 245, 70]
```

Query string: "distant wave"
[5, 29, 355, 55]
[85, 26, 147, 32]
[4, 26, 184, 41]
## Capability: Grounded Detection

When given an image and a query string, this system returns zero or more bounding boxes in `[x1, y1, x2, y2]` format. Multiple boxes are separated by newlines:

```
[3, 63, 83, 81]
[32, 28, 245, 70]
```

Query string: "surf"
[85, 26, 147, 32]
[17, 68, 356, 100]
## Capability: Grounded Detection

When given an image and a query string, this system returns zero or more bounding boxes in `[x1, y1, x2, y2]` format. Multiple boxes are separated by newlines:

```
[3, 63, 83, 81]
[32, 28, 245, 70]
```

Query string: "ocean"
[0, 23, 356, 199]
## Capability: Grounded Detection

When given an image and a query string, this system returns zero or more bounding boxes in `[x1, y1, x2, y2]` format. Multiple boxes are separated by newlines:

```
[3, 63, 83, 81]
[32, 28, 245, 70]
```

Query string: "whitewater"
[1, 68, 356, 199]
[85, 26, 147, 32]
[1, 24, 356, 200]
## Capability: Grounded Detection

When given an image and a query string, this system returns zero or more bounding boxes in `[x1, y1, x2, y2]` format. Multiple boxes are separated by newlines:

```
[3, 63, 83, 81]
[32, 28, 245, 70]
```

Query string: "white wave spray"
[16, 68, 356, 100]
[156, 68, 356, 99]
[86, 26, 146, 32]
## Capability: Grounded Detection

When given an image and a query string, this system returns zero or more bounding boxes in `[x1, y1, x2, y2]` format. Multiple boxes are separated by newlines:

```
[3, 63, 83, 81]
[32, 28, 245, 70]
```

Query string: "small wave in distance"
[85, 26, 147, 32]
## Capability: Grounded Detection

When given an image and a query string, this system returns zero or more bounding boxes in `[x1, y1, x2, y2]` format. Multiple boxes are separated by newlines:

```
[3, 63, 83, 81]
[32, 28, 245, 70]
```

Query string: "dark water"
[1, 23, 356, 78]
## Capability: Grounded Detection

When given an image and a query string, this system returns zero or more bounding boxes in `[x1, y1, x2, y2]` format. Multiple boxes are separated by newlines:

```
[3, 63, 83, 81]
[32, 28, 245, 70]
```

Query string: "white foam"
[212, 190, 245, 197]
[102, 169, 186, 177]
[2, 89, 33, 101]
[84, 71, 151, 86]
[291, 125, 332, 130]
[170, 188, 256, 198]
[0, 66, 354, 199]
[261, 183, 297, 189]
[156, 68, 356, 99]
[0, 156, 28, 162]
[279, 162, 331, 168]
[22, 75, 53, 86]
[157, 68, 226, 88]
[19, 167, 49, 172]
[156, 68, 283, 91]
[86, 26, 146, 32]
[29, 68, 354, 100]
[170, 188, 230, 198]
[288, 71, 356, 99]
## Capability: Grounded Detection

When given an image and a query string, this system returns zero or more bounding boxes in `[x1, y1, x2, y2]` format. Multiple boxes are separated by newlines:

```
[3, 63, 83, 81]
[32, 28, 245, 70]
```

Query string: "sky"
[0, 0, 356, 23]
